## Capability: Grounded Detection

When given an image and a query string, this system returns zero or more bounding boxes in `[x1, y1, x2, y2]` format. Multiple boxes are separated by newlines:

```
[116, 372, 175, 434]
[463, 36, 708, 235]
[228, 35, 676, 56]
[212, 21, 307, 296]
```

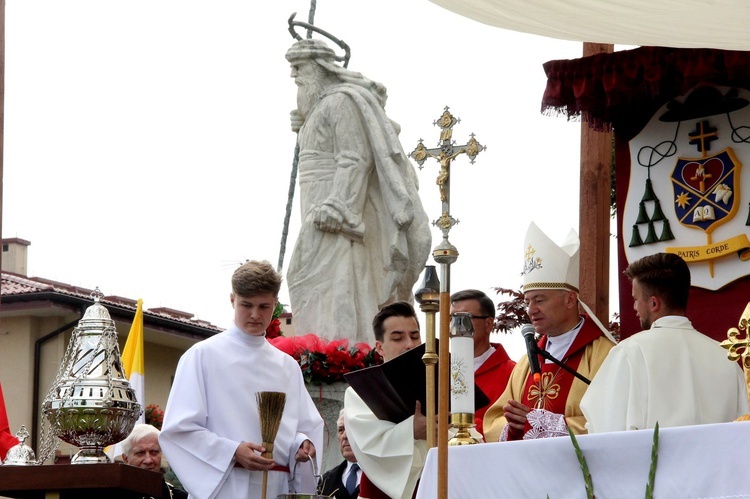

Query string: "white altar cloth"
[416, 422, 750, 498]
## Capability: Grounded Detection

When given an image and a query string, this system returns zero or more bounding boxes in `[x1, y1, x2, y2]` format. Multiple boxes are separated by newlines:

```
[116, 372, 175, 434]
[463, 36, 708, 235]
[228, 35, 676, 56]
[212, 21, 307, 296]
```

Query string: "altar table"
[416, 422, 750, 498]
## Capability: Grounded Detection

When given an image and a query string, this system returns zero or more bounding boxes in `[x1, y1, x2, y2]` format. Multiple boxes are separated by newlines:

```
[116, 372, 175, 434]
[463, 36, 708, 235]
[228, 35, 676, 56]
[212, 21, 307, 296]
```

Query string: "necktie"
[346, 463, 359, 494]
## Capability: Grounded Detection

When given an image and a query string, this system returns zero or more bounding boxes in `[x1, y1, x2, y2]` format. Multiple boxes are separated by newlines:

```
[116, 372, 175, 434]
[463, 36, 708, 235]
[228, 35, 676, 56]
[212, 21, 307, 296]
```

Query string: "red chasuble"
[360, 472, 418, 499]
[474, 344, 515, 436]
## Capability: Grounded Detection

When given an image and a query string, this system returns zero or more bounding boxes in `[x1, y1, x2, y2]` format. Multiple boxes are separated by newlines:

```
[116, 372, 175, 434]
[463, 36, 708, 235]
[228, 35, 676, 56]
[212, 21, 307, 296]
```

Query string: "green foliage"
[568, 427, 595, 499]
[558, 423, 660, 499]
[273, 302, 285, 319]
[645, 422, 660, 499]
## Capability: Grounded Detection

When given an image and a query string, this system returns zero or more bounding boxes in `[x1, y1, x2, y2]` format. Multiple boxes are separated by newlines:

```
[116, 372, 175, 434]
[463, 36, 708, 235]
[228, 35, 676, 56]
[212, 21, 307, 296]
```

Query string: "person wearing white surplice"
[581, 252, 749, 433]
[344, 302, 430, 499]
[159, 260, 324, 499]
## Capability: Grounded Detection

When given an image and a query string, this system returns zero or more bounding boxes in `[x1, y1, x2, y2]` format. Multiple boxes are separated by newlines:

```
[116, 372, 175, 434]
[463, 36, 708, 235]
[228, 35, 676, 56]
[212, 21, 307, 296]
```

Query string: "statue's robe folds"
[289, 83, 431, 342]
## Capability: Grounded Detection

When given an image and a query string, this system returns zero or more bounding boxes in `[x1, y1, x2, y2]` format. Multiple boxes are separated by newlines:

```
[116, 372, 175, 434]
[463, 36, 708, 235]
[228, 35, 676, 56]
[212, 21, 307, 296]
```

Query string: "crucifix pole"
[410, 107, 485, 499]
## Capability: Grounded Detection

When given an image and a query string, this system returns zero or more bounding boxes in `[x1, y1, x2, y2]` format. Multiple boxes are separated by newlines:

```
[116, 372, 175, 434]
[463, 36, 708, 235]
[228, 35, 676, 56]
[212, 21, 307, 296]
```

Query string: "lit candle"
[449, 312, 475, 415]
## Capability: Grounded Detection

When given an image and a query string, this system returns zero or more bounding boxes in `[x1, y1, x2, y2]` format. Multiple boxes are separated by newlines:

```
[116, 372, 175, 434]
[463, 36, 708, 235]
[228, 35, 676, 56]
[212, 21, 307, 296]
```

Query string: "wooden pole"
[579, 42, 614, 326]
[437, 266, 451, 499]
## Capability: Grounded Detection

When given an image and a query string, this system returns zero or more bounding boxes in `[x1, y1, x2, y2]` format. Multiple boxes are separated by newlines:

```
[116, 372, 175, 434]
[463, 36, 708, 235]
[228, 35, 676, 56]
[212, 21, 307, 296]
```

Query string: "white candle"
[450, 326, 475, 415]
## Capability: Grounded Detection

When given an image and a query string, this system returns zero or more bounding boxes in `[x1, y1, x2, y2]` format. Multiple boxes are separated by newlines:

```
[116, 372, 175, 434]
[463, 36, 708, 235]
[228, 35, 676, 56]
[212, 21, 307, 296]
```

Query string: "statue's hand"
[314, 205, 343, 233]
[393, 201, 414, 228]
[290, 109, 304, 133]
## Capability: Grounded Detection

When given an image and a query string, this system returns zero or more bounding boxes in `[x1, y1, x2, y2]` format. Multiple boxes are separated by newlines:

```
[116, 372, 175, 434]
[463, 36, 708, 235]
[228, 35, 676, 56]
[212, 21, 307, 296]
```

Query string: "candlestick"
[449, 312, 479, 445]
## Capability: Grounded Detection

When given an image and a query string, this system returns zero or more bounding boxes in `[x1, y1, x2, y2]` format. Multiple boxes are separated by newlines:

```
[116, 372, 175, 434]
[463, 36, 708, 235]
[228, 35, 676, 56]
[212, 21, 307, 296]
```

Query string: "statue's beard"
[297, 77, 325, 120]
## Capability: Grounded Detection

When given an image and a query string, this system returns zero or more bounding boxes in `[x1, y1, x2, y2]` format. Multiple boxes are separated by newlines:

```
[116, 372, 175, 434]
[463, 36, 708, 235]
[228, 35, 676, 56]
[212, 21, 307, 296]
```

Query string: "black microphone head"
[521, 324, 536, 338]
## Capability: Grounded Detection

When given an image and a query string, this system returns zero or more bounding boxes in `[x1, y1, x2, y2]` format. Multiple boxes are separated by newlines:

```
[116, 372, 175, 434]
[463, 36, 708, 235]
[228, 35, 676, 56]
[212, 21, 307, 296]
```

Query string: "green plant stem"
[568, 427, 595, 499]
[645, 422, 659, 499]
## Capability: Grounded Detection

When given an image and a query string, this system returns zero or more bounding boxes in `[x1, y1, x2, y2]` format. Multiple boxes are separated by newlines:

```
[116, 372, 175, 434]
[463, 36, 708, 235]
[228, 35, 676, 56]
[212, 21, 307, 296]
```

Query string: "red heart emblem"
[681, 157, 723, 193]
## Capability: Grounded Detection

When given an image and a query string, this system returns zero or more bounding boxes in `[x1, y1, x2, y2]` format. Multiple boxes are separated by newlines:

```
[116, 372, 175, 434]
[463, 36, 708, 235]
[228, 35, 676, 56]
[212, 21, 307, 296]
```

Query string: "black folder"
[344, 342, 490, 423]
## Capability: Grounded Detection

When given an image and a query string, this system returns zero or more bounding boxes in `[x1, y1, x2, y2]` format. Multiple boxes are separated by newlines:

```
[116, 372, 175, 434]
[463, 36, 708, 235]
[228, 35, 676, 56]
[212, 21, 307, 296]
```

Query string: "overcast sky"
[2, 1, 619, 360]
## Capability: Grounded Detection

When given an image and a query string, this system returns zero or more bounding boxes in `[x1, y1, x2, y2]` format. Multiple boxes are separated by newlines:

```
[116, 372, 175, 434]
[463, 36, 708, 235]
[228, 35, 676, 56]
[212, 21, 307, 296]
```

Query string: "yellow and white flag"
[122, 298, 146, 424]
[107, 299, 146, 461]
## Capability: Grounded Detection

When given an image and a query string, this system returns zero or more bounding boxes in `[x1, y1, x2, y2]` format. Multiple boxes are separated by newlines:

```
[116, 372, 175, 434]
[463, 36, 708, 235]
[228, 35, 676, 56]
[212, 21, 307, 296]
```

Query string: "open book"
[344, 342, 489, 423]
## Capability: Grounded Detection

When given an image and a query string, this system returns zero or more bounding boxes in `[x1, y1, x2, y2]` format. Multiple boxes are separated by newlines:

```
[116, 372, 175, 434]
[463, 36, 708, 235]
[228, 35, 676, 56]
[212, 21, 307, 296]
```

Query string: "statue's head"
[285, 39, 337, 65]
[285, 29, 388, 114]
[287, 40, 338, 120]
[286, 39, 347, 118]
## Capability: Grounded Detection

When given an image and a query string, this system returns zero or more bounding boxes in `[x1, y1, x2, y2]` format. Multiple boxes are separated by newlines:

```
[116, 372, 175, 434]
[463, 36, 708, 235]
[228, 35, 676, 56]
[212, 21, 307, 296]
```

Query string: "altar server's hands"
[234, 442, 276, 470]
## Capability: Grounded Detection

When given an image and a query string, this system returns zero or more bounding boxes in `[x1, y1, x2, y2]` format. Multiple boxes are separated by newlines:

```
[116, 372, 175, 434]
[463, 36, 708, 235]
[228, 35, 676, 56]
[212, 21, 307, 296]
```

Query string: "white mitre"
[521, 221, 617, 343]
[522, 221, 579, 293]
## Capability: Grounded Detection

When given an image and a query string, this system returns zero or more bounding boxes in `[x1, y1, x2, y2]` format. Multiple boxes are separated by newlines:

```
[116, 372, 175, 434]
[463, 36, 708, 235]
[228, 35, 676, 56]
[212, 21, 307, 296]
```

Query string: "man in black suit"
[318, 410, 360, 498]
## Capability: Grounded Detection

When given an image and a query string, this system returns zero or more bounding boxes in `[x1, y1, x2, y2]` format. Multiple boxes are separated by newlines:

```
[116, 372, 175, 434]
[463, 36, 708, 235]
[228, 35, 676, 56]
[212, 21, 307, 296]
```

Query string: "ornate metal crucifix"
[409, 107, 485, 245]
[721, 301, 750, 373]
[409, 108, 485, 499]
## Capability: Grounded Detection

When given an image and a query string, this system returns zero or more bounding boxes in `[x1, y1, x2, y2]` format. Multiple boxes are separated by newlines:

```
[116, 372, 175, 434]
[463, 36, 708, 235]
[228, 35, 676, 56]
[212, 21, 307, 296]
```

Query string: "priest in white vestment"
[581, 253, 749, 433]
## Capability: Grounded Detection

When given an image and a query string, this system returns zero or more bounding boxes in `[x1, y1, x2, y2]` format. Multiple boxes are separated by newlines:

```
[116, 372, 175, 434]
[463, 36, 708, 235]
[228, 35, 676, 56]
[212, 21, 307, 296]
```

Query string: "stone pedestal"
[306, 381, 348, 475]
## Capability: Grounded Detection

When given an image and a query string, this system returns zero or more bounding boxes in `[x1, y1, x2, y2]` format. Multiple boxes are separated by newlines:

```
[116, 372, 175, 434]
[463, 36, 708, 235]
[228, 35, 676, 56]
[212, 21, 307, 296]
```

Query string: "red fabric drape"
[0, 383, 19, 460]
[542, 46, 750, 133]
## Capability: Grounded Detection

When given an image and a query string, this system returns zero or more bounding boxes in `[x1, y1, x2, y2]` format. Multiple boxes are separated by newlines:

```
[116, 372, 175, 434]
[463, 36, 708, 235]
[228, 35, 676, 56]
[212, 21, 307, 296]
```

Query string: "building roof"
[1, 270, 223, 338]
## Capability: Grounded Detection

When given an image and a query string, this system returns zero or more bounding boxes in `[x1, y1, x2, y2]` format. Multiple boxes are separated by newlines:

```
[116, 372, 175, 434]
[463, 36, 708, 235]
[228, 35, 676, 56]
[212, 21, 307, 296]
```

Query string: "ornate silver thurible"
[40, 289, 141, 464]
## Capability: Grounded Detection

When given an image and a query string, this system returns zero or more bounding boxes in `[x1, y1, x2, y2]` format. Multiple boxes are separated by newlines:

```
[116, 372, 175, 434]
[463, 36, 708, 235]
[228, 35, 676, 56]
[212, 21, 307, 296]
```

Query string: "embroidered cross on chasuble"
[518, 320, 604, 436]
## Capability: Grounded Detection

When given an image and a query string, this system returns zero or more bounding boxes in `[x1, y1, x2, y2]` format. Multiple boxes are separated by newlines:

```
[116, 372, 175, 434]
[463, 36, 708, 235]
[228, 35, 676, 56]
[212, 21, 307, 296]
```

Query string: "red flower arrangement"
[145, 403, 165, 430]
[265, 303, 285, 340]
[269, 334, 383, 385]
[266, 318, 282, 339]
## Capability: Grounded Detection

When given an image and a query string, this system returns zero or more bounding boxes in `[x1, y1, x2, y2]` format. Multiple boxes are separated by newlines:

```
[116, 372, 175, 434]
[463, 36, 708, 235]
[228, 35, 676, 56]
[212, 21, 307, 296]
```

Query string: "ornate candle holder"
[448, 312, 480, 446]
[416, 265, 440, 448]
[41, 289, 141, 464]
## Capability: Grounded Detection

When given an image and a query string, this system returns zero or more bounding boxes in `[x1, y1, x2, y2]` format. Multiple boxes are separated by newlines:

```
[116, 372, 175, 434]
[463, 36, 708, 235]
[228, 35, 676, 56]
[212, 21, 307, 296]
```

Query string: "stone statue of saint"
[285, 39, 431, 343]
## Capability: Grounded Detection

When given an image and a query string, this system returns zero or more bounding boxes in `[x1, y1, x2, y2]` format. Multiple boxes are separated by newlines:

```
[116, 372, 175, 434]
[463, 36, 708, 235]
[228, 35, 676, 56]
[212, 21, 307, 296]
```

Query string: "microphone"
[521, 324, 542, 383]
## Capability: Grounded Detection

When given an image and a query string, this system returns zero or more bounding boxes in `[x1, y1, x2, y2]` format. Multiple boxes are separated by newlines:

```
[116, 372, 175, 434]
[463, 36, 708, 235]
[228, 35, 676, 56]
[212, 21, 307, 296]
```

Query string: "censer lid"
[82, 299, 112, 320]
[2, 426, 36, 466]
[80, 288, 113, 321]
